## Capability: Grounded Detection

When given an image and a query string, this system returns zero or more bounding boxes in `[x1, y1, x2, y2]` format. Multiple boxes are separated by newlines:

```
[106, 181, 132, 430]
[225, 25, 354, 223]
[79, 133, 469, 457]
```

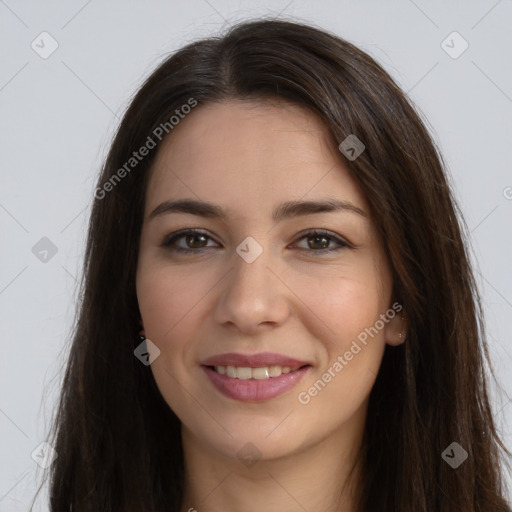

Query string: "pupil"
[309, 235, 328, 249]
[187, 234, 206, 248]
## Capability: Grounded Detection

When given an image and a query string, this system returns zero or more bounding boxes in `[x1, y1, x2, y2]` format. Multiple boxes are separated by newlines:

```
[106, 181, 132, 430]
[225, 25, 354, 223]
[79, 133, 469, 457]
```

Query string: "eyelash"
[160, 228, 353, 255]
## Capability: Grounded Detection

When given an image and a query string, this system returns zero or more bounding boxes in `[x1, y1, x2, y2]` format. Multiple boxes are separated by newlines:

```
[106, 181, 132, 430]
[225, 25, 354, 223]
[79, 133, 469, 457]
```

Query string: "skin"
[136, 100, 407, 512]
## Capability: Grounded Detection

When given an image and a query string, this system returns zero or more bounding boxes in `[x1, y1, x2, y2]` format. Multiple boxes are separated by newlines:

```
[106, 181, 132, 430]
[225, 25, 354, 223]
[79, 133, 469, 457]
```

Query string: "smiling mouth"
[207, 364, 309, 380]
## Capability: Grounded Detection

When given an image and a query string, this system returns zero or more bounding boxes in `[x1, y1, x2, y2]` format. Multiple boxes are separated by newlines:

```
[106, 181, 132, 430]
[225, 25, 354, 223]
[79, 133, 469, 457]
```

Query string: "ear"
[384, 307, 407, 346]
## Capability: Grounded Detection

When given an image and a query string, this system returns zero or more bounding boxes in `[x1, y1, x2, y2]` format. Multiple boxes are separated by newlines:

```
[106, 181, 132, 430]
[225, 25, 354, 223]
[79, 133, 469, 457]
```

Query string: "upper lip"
[201, 352, 310, 368]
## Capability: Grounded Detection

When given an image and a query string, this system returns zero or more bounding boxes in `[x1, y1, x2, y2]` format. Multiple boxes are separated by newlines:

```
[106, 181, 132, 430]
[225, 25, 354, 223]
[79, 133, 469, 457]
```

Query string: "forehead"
[145, 100, 368, 218]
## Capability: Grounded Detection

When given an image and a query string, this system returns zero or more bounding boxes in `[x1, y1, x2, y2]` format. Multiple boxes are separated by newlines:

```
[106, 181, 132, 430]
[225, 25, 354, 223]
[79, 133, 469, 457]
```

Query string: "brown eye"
[185, 233, 208, 248]
[161, 229, 219, 253]
[294, 229, 352, 254]
[307, 234, 330, 250]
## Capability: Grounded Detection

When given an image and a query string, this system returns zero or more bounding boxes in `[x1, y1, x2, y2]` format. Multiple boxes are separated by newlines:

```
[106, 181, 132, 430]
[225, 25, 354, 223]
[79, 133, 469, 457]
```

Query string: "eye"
[293, 229, 352, 254]
[160, 229, 219, 254]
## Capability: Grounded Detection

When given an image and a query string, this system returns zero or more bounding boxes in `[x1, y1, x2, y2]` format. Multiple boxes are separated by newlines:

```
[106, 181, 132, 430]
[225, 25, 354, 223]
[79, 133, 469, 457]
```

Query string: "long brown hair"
[34, 18, 511, 511]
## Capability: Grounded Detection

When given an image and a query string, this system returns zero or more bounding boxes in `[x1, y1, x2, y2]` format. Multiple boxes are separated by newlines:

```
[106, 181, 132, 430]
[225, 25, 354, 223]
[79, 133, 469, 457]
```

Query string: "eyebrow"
[148, 198, 367, 223]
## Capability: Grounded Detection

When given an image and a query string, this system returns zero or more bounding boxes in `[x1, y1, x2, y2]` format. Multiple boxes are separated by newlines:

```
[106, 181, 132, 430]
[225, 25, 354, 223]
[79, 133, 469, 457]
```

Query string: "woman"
[37, 18, 511, 512]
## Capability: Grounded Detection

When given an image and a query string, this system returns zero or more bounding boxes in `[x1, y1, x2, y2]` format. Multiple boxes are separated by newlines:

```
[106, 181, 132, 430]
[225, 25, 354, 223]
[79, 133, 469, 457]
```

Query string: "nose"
[212, 244, 290, 335]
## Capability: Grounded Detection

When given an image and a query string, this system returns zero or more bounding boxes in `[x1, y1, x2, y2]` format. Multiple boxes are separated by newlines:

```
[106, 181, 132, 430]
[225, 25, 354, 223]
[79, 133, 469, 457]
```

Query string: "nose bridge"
[235, 250, 270, 290]
[229, 241, 275, 303]
[214, 237, 288, 331]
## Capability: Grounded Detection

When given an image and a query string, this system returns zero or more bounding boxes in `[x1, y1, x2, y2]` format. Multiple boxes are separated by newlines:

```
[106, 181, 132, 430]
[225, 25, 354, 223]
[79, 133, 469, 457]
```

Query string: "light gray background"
[1, 1, 511, 509]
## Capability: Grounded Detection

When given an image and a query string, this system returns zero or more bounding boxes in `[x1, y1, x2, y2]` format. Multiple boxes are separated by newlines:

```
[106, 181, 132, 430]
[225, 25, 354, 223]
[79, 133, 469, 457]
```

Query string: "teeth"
[269, 365, 282, 377]
[252, 367, 269, 380]
[213, 365, 302, 379]
[236, 367, 252, 380]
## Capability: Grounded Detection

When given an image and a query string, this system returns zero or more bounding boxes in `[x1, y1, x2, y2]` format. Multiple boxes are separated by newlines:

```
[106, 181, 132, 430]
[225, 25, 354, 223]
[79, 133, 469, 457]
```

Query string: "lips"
[201, 352, 311, 402]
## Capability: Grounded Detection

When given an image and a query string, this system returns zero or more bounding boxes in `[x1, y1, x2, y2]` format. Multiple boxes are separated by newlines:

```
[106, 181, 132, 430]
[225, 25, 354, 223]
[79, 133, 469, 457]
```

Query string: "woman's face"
[136, 100, 403, 462]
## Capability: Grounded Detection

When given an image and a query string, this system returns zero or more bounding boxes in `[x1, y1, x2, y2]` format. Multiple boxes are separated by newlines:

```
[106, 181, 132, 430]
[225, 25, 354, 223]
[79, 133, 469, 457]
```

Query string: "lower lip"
[202, 365, 311, 402]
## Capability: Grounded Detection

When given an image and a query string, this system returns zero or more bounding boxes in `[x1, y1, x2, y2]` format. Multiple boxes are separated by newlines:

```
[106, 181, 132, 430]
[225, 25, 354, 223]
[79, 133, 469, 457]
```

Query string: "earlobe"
[384, 309, 407, 346]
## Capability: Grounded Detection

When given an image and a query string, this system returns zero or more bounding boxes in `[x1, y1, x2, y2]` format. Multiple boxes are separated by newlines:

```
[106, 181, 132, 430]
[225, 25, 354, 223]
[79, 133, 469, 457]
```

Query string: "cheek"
[296, 265, 385, 346]
[295, 277, 386, 418]
[136, 261, 210, 340]
[136, 261, 221, 397]
[136, 264, 207, 411]
[295, 263, 388, 396]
